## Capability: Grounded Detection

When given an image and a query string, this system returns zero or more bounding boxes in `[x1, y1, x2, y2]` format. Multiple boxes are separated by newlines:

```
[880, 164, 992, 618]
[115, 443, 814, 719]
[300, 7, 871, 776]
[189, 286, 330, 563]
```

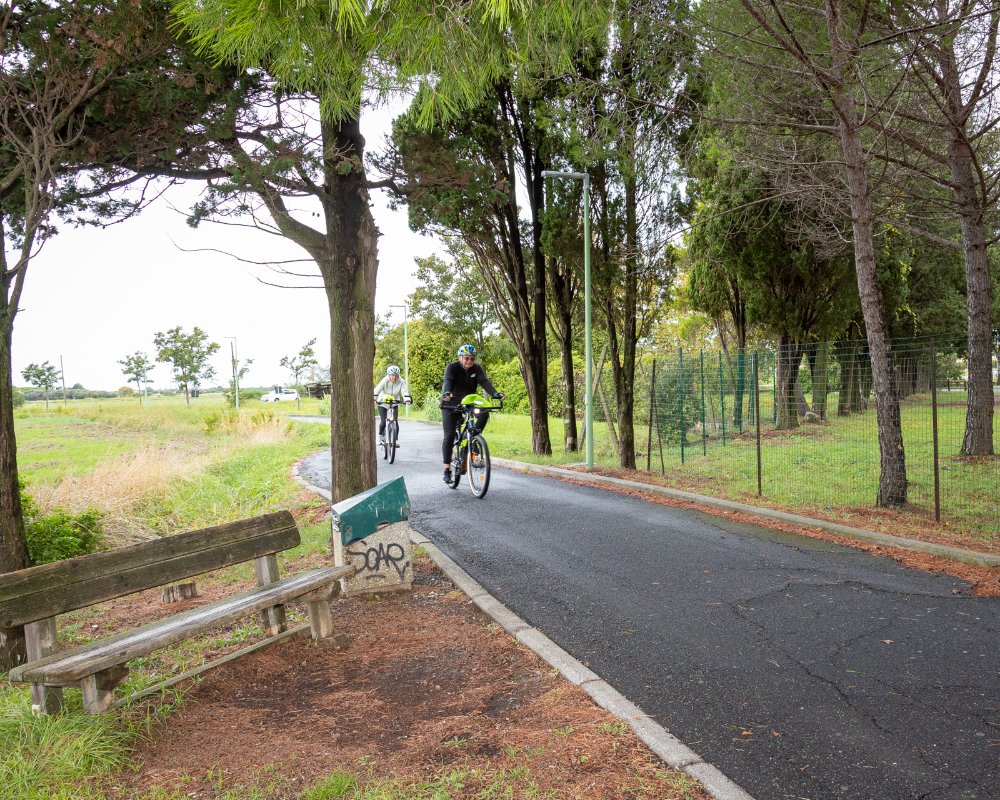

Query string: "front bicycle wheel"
[468, 434, 491, 498]
[388, 421, 398, 464]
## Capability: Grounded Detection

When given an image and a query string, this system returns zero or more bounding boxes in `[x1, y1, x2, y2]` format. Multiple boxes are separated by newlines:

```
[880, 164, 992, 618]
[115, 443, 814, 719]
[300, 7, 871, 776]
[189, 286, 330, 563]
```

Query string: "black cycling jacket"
[441, 360, 498, 401]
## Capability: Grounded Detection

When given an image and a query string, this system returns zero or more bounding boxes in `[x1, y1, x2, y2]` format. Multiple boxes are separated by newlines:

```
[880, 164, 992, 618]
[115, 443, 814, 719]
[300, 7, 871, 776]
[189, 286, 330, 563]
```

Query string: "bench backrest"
[0, 511, 299, 629]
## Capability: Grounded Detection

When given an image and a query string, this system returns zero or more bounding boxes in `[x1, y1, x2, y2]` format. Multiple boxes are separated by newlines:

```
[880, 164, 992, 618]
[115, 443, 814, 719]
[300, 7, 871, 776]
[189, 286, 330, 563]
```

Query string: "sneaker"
[442, 469, 452, 484]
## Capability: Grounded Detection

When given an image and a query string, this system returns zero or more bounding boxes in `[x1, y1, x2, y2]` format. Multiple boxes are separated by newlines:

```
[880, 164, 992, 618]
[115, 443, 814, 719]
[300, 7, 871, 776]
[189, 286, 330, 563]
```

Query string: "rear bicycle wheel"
[468, 434, 491, 498]
[388, 421, 398, 464]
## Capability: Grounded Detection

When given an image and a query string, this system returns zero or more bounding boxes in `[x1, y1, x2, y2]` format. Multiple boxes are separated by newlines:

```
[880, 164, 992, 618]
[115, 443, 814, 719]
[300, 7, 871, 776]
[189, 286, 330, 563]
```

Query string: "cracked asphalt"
[298, 418, 1000, 800]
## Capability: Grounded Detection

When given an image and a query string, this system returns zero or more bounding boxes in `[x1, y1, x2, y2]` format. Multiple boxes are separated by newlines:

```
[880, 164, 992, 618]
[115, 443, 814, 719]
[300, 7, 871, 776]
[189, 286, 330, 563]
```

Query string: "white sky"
[12, 100, 441, 392]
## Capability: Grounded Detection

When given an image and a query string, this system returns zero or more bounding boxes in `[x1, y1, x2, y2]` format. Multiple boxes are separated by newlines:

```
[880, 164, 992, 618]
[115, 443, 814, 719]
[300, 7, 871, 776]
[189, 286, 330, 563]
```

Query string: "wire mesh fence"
[590, 335, 998, 536]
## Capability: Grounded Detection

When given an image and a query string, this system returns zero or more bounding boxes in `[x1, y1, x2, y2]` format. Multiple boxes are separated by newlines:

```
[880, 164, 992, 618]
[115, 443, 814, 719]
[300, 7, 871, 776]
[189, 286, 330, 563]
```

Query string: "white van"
[261, 387, 299, 403]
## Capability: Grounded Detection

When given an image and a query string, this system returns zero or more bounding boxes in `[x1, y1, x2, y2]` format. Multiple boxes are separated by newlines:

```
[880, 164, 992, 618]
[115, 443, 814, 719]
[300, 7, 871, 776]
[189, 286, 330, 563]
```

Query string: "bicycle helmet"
[387, 365, 401, 376]
[457, 344, 476, 357]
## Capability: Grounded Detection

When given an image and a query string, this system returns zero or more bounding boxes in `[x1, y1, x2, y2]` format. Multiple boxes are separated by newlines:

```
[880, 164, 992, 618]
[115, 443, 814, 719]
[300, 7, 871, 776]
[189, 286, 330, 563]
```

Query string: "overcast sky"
[13, 100, 442, 392]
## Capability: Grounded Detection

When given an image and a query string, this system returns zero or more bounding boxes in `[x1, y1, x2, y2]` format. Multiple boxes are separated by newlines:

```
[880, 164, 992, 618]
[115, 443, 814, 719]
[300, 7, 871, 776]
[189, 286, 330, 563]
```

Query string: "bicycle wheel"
[381, 428, 389, 460]
[388, 420, 398, 464]
[468, 434, 490, 498]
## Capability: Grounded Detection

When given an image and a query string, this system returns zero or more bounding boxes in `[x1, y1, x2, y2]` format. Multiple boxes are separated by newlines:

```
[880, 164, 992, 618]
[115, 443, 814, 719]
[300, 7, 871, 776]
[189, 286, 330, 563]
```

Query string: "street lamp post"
[225, 337, 240, 410]
[389, 303, 409, 417]
[541, 170, 593, 470]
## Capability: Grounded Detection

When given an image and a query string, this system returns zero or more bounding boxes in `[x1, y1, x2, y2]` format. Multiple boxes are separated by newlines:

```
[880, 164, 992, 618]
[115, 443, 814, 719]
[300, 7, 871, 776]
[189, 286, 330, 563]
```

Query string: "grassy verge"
[419, 394, 997, 544]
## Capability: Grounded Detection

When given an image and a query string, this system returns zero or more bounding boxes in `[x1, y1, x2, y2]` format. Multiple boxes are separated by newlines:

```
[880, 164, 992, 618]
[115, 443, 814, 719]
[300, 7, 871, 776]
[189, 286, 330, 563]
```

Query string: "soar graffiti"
[346, 541, 410, 581]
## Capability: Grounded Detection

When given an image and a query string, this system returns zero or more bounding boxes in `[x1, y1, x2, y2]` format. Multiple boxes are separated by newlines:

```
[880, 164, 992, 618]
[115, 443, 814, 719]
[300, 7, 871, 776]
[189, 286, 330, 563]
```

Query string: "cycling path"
[298, 418, 1000, 800]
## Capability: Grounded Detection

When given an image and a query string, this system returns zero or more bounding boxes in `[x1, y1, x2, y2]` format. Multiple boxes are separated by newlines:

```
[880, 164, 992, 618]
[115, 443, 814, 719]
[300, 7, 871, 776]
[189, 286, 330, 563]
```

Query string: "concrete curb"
[492, 458, 1000, 569]
[411, 530, 757, 800]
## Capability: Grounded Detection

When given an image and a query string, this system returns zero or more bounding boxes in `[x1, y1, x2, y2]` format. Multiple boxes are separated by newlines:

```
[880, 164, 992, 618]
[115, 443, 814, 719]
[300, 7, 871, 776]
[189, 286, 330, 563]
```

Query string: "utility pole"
[225, 337, 240, 409]
[59, 355, 67, 405]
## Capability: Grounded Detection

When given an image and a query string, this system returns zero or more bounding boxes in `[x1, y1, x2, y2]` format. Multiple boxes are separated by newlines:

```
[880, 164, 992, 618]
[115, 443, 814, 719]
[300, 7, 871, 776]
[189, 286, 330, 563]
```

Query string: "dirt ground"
[93, 553, 707, 800]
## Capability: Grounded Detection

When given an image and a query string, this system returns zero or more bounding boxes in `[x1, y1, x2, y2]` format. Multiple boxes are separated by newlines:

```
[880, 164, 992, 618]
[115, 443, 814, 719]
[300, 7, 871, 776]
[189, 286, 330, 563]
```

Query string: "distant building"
[304, 381, 331, 398]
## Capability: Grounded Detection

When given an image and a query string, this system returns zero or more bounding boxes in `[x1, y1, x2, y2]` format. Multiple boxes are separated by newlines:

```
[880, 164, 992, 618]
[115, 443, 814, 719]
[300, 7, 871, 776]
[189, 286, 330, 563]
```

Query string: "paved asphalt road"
[298, 418, 1000, 800]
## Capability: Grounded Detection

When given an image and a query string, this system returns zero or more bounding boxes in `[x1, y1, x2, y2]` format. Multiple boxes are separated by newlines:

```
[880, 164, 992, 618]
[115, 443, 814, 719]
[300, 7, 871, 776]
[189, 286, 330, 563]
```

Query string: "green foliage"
[153, 326, 220, 401]
[19, 481, 103, 566]
[408, 247, 497, 348]
[300, 772, 358, 800]
[376, 318, 452, 406]
[0, 688, 134, 799]
[118, 351, 153, 396]
[12, 387, 25, 408]
[421, 389, 442, 422]
[21, 361, 60, 394]
[279, 338, 319, 385]
[487, 358, 528, 414]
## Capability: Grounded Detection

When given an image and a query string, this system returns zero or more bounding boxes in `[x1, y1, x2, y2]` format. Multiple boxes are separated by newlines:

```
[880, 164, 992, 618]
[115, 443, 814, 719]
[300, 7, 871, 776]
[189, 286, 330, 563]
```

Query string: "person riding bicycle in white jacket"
[373, 365, 411, 443]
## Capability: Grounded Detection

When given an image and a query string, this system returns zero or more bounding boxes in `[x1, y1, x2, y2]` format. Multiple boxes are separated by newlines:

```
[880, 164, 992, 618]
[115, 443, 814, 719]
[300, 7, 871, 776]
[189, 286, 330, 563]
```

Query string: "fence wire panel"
[621, 336, 998, 536]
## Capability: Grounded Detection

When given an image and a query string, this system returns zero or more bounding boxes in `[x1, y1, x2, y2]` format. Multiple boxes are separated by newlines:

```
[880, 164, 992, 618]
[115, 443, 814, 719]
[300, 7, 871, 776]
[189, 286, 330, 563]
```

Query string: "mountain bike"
[445, 393, 503, 498]
[377, 397, 402, 464]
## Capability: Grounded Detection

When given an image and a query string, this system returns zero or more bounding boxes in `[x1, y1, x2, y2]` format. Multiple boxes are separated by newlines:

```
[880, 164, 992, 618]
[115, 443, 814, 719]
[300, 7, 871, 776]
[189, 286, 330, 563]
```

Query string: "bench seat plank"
[0, 512, 299, 629]
[9, 564, 354, 685]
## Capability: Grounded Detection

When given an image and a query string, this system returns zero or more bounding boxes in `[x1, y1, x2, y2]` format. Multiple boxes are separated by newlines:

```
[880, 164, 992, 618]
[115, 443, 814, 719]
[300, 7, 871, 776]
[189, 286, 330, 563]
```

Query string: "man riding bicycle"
[441, 344, 503, 484]
[373, 365, 411, 444]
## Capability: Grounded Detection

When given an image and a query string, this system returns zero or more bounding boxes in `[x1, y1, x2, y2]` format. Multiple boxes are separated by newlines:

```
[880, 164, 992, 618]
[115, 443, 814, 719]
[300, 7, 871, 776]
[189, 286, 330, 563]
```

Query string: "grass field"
[425, 391, 998, 544]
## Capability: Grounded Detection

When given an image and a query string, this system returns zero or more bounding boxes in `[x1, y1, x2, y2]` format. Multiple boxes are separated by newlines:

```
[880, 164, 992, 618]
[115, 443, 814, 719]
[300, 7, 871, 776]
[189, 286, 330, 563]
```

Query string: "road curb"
[411, 531, 758, 800]
[492, 458, 1000, 568]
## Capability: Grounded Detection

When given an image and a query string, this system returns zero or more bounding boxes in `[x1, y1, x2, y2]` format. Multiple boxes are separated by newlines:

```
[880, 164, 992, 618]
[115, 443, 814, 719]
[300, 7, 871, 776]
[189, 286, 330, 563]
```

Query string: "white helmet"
[387, 365, 401, 376]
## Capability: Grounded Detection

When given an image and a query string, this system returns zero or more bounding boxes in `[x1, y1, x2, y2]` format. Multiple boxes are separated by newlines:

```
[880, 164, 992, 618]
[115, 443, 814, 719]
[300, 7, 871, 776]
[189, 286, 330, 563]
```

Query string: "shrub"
[422, 389, 442, 422]
[12, 387, 25, 408]
[20, 481, 103, 566]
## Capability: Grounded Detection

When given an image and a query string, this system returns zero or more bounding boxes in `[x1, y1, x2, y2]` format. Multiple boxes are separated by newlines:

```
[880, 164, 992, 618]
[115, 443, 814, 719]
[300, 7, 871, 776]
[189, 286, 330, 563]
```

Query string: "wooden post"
[80, 666, 128, 714]
[254, 554, 287, 635]
[25, 618, 62, 714]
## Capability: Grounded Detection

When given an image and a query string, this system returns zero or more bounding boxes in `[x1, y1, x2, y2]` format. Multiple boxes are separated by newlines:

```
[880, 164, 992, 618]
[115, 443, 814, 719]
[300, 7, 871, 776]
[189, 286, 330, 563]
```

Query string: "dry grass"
[30, 445, 211, 546]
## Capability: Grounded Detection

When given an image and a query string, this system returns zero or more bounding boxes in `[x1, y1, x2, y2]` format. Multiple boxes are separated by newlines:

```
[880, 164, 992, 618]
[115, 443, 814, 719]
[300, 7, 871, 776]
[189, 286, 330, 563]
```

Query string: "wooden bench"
[1, 511, 353, 714]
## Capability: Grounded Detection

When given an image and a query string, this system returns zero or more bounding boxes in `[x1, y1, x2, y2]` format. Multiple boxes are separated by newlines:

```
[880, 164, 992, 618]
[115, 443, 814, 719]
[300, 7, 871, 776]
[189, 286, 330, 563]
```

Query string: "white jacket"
[373, 375, 411, 402]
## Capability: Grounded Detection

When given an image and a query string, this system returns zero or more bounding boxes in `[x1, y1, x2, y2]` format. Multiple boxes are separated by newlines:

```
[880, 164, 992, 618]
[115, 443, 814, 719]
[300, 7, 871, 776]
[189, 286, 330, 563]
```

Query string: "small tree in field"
[280, 339, 318, 409]
[21, 362, 59, 410]
[153, 327, 219, 405]
[119, 351, 153, 405]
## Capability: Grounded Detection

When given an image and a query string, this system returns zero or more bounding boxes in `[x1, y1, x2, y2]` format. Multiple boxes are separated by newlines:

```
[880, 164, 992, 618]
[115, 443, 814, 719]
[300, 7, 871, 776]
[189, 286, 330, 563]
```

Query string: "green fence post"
[719, 351, 726, 446]
[647, 359, 656, 472]
[700, 349, 707, 456]
[754, 352, 763, 497]
[679, 348, 685, 465]
[772, 356, 777, 424]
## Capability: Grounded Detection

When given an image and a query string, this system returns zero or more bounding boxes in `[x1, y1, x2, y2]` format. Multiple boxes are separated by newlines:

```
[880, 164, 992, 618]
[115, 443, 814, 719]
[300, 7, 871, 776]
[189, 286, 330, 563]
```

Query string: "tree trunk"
[0, 288, 29, 669]
[774, 336, 801, 429]
[318, 115, 378, 502]
[811, 340, 830, 419]
[794, 369, 811, 418]
[613, 168, 639, 470]
[826, 0, 906, 505]
[525, 152, 552, 456]
[948, 138, 995, 455]
[555, 302, 578, 451]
